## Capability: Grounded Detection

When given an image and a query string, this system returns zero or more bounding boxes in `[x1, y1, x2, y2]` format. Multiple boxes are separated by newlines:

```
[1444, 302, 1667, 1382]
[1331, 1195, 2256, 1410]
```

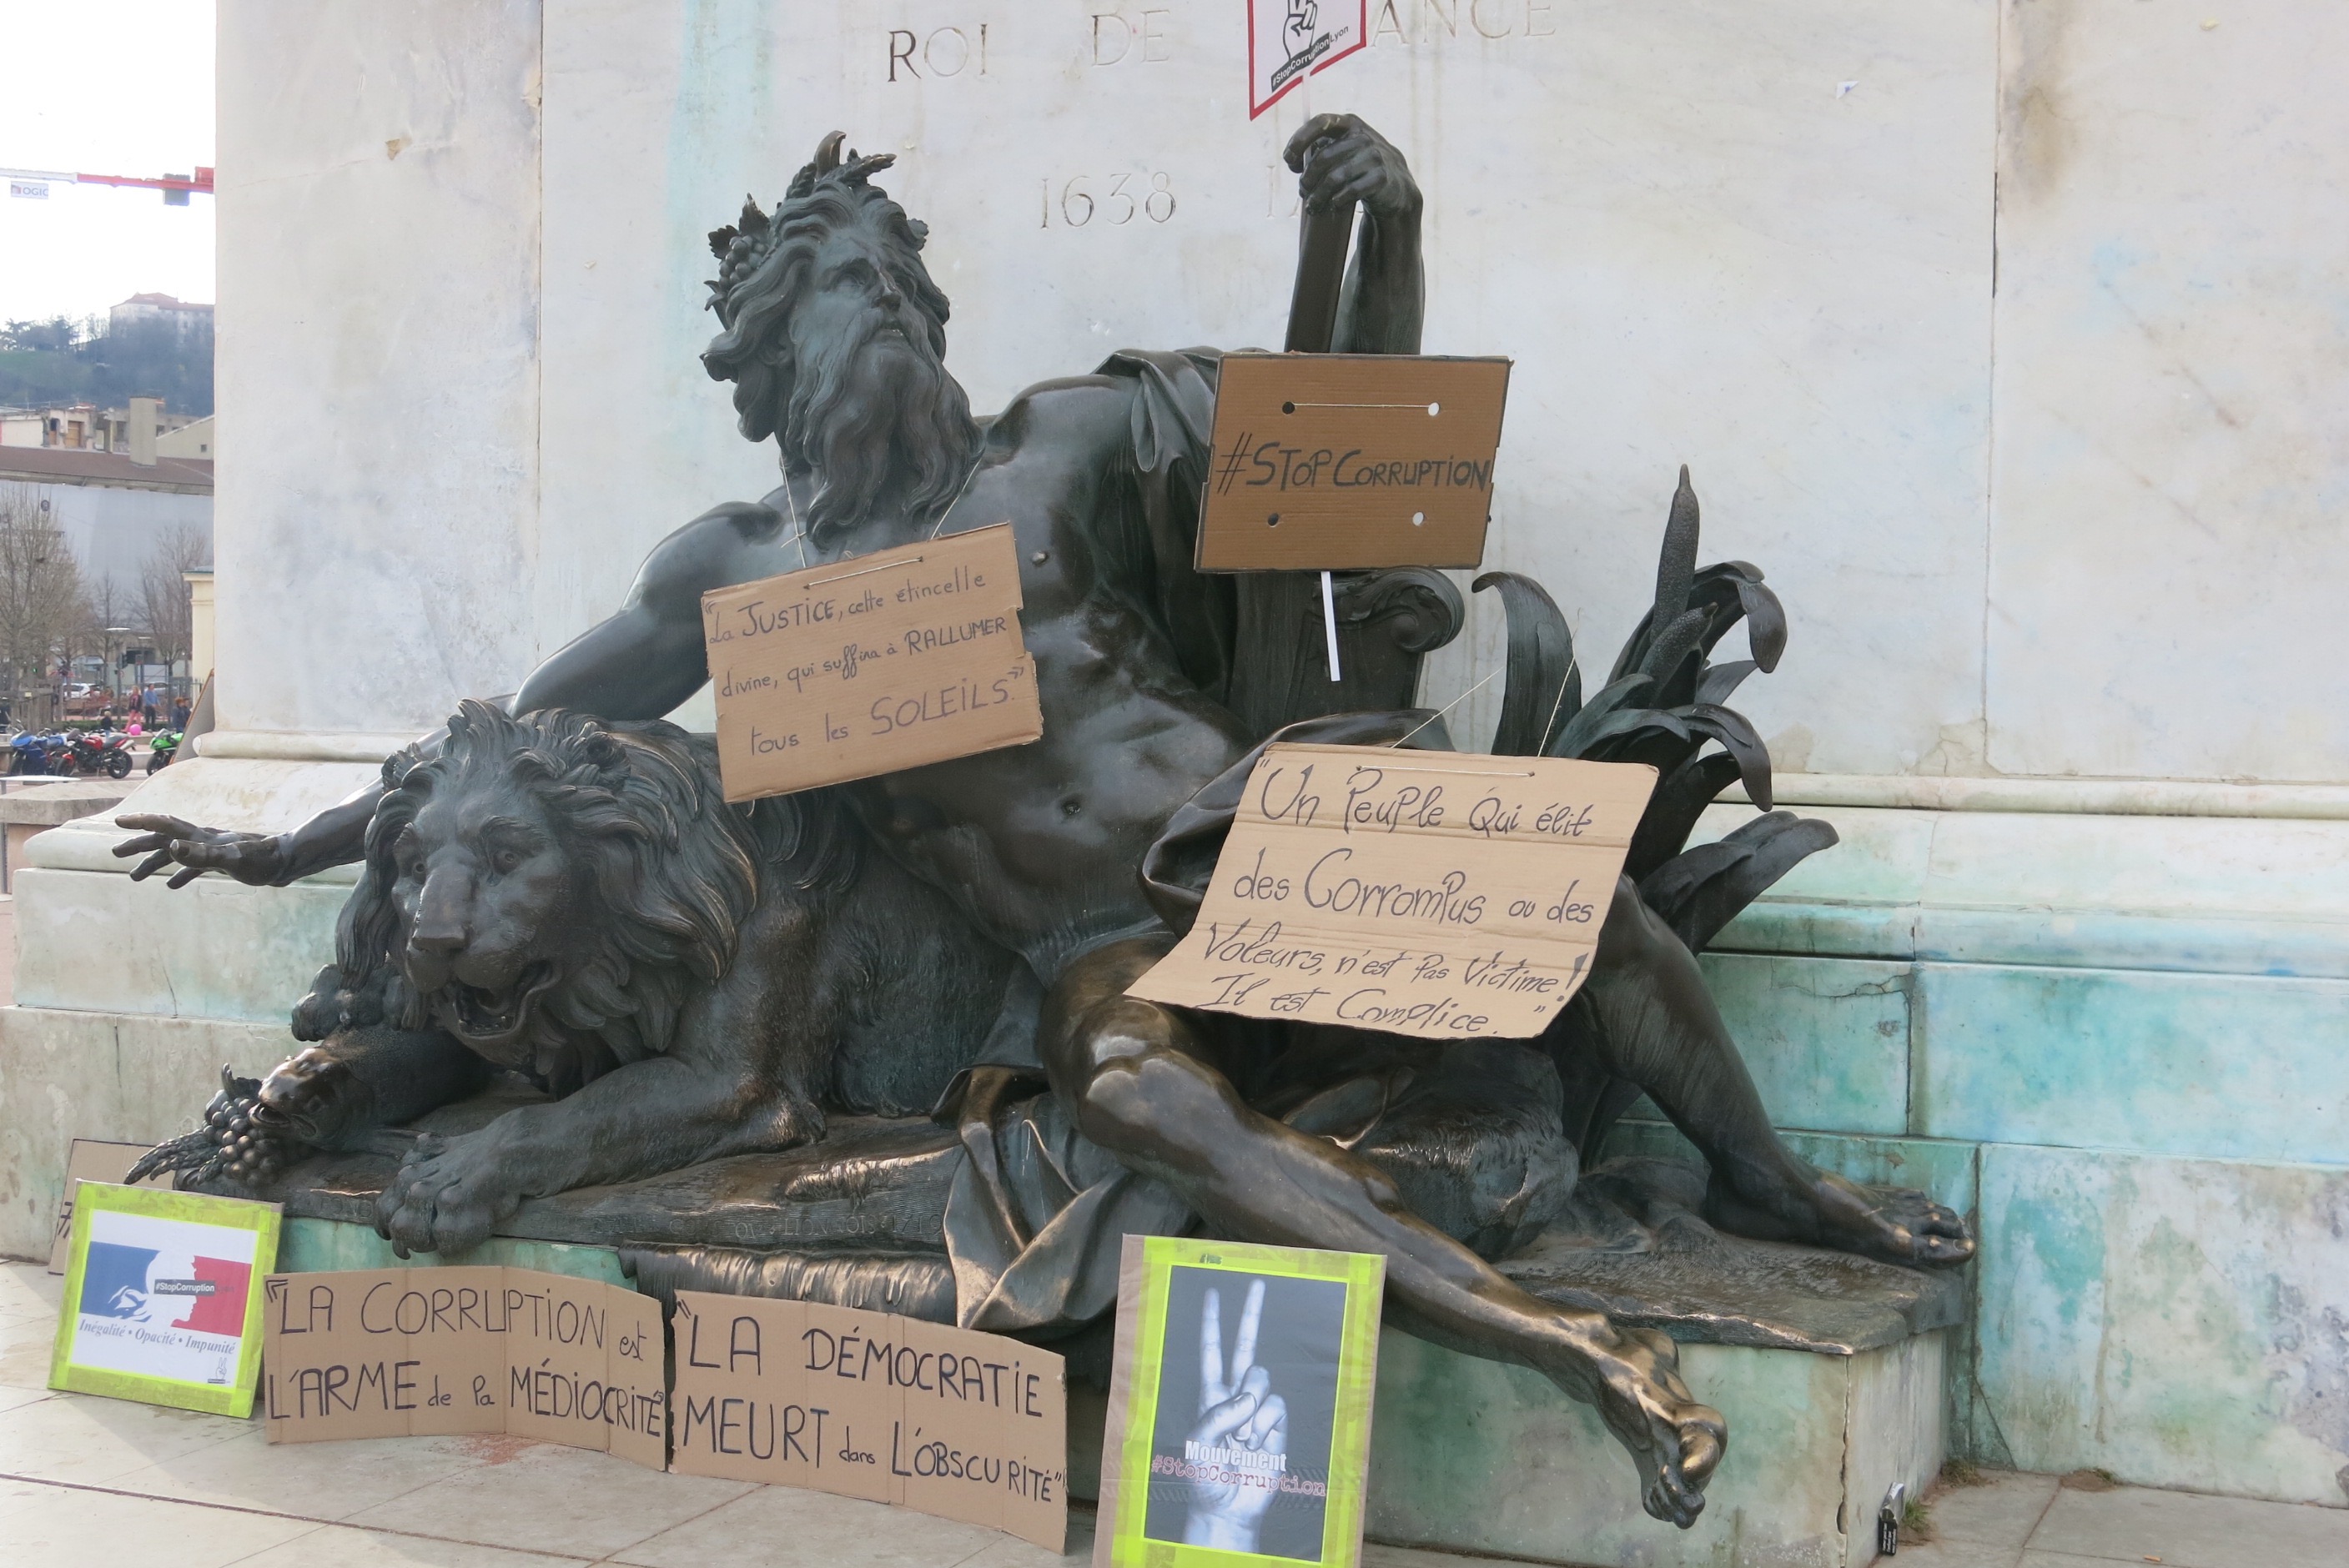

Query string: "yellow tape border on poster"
[48, 1181, 282, 1419]
[1104, 1237, 1386, 1568]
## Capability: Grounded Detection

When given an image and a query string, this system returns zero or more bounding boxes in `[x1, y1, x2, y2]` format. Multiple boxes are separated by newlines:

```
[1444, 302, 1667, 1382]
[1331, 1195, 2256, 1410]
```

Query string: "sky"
[0, 1, 216, 324]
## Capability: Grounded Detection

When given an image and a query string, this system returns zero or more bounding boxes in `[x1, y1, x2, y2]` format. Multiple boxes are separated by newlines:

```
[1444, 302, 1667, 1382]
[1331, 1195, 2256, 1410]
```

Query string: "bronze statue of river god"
[119, 118, 1972, 1531]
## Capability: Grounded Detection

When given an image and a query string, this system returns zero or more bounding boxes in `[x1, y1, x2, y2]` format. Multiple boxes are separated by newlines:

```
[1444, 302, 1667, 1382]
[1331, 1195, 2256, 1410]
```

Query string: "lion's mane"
[294, 701, 860, 1094]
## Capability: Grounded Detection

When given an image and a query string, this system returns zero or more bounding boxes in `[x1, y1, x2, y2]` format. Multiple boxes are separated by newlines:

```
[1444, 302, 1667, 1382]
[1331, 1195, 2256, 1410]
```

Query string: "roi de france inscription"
[1129, 743, 1656, 1038]
[702, 524, 1043, 801]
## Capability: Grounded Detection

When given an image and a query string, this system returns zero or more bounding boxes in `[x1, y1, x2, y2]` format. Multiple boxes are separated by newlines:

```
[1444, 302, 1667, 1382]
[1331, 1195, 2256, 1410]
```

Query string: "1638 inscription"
[1129, 743, 1655, 1038]
[702, 524, 1044, 801]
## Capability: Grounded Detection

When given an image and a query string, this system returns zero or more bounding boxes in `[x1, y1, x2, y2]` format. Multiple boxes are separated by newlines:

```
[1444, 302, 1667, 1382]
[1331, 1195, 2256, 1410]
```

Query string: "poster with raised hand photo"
[1097, 1236, 1384, 1568]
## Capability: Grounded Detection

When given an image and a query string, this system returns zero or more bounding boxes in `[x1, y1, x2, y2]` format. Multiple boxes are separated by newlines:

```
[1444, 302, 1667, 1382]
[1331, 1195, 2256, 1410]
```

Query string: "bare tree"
[0, 483, 95, 719]
[138, 522, 212, 670]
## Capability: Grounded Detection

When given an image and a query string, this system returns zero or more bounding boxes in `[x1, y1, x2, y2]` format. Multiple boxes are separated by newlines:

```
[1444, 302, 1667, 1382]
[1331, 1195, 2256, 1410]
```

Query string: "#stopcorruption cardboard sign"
[702, 524, 1043, 802]
[1198, 354, 1511, 570]
[668, 1292, 1068, 1550]
[49, 1182, 280, 1418]
[1129, 744, 1657, 1038]
[259, 1266, 665, 1469]
[1096, 1236, 1386, 1568]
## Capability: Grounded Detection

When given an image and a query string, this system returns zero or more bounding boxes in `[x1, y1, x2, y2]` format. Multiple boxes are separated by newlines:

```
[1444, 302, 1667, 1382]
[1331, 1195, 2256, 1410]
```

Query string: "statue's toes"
[1913, 1205, 1976, 1266]
[1862, 1187, 1974, 1268]
[380, 1191, 445, 1255]
[430, 1202, 497, 1255]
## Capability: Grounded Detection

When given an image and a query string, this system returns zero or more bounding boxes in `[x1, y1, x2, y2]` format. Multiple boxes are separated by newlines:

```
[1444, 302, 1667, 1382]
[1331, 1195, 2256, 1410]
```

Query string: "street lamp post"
[103, 627, 131, 710]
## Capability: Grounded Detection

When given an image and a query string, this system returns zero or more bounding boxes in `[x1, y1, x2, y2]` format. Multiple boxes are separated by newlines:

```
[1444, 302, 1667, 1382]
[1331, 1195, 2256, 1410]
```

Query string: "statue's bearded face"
[703, 183, 978, 545]
[770, 224, 966, 535]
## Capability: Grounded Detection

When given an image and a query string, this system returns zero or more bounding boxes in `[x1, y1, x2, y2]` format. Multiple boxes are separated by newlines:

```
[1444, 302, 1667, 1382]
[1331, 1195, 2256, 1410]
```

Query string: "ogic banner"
[1096, 1236, 1385, 1568]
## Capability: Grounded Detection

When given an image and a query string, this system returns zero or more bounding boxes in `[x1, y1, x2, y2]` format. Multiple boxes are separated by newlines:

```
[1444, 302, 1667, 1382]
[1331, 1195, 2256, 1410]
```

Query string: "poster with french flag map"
[50, 1182, 279, 1417]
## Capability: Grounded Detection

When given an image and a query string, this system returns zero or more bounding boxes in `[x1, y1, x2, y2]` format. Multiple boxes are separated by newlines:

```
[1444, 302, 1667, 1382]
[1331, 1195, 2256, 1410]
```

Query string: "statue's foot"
[375, 1128, 524, 1257]
[1566, 1324, 1725, 1528]
[1705, 1164, 1974, 1269]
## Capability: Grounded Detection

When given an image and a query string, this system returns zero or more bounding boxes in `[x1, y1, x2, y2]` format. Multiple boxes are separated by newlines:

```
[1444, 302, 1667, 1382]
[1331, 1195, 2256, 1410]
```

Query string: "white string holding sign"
[1321, 569, 1342, 682]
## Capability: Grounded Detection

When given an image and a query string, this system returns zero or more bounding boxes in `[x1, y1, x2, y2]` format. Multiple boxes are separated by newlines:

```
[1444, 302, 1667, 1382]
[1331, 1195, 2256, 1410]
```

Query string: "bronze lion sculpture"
[134, 701, 1019, 1254]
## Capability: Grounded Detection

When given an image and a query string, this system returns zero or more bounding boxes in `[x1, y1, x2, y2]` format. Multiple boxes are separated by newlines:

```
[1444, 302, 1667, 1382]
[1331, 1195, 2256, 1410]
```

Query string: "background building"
[106, 291, 214, 339]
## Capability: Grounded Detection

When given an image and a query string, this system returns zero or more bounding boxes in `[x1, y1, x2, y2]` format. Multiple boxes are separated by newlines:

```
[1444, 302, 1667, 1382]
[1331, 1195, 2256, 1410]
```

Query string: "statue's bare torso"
[520, 374, 1249, 978]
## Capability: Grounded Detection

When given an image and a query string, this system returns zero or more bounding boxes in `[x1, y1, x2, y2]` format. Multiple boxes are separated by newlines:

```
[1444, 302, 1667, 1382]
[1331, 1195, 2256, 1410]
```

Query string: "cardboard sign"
[259, 1266, 664, 1468]
[702, 524, 1042, 802]
[1096, 1236, 1386, 1568]
[50, 1138, 173, 1272]
[49, 1183, 280, 1417]
[1129, 744, 1656, 1039]
[670, 1291, 1067, 1550]
[1247, 0, 1367, 119]
[1198, 354, 1511, 571]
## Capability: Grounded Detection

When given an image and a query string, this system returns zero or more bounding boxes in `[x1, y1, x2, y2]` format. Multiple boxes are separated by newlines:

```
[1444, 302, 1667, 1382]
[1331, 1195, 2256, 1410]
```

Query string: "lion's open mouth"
[435, 962, 559, 1055]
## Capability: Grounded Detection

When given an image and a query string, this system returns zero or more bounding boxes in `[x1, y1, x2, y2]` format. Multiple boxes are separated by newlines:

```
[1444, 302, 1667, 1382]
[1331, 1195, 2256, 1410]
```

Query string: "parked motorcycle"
[8, 731, 70, 776]
[66, 730, 135, 779]
[145, 730, 182, 773]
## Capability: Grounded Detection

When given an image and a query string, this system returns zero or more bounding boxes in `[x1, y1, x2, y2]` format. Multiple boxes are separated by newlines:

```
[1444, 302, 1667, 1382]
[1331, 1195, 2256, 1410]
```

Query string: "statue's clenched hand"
[1285, 113, 1421, 219]
[113, 814, 290, 889]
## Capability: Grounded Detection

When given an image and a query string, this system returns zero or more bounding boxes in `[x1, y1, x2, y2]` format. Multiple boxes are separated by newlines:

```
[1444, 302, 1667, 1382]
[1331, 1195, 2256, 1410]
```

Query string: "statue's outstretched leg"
[1044, 938, 1726, 1529]
[1575, 877, 1974, 1268]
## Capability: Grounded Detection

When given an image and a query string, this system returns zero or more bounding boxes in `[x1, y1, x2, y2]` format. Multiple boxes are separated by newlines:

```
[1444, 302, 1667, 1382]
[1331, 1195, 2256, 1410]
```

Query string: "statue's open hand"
[1285, 113, 1421, 219]
[113, 814, 289, 889]
[1182, 1279, 1288, 1553]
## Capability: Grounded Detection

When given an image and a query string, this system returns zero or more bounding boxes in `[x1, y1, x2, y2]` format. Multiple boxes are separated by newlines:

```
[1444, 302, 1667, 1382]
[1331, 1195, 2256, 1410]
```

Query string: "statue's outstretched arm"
[117, 775, 382, 888]
[117, 502, 780, 889]
[1285, 114, 1425, 355]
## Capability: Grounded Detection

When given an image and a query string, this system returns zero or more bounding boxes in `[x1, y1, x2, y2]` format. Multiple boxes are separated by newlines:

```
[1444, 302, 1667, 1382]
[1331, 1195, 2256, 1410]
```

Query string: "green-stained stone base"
[277, 1218, 1949, 1568]
[1367, 1326, 1944, 1568]
[275, 1216, 635, 1286]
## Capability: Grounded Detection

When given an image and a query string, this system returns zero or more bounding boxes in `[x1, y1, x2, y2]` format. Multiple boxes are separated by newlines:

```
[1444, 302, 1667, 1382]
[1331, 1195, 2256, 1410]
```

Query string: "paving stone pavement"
[7, 1264, 2345, 1568]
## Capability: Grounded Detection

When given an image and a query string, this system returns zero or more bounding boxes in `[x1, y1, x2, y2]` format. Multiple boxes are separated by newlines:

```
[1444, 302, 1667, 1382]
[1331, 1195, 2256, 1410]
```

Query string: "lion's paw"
[375, 1131, 524, 1257]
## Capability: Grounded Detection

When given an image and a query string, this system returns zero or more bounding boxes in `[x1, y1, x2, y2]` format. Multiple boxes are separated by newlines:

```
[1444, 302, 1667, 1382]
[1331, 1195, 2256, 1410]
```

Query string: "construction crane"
[3, 165, 214, 204]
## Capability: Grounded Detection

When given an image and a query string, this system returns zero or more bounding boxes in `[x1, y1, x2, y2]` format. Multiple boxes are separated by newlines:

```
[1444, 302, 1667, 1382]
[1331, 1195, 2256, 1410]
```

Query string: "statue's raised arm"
[1285, 113, 1425, 354]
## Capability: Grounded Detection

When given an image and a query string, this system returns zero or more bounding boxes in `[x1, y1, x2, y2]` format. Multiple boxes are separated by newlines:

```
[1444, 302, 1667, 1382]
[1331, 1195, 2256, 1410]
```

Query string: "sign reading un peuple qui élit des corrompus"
[1129, 744, 1656, 1039]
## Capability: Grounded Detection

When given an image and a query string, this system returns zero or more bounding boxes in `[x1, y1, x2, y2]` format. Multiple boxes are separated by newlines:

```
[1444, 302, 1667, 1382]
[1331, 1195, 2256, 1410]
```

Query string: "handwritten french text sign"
[671, 1291, 1068, 1550]
[1129, 744, 1655, 1038]
[702, 524, 1042, 802]
[1199, 354, 1511, 570]
[402, 1266, 506, 1439]
[264, 1269, 458, 1444]
[260, 1267, 664, 1467]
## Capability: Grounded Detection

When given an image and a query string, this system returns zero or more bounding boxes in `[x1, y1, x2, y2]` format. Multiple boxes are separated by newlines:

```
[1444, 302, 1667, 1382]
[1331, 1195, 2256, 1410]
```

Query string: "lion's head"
[300, 701, 859, 1095]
